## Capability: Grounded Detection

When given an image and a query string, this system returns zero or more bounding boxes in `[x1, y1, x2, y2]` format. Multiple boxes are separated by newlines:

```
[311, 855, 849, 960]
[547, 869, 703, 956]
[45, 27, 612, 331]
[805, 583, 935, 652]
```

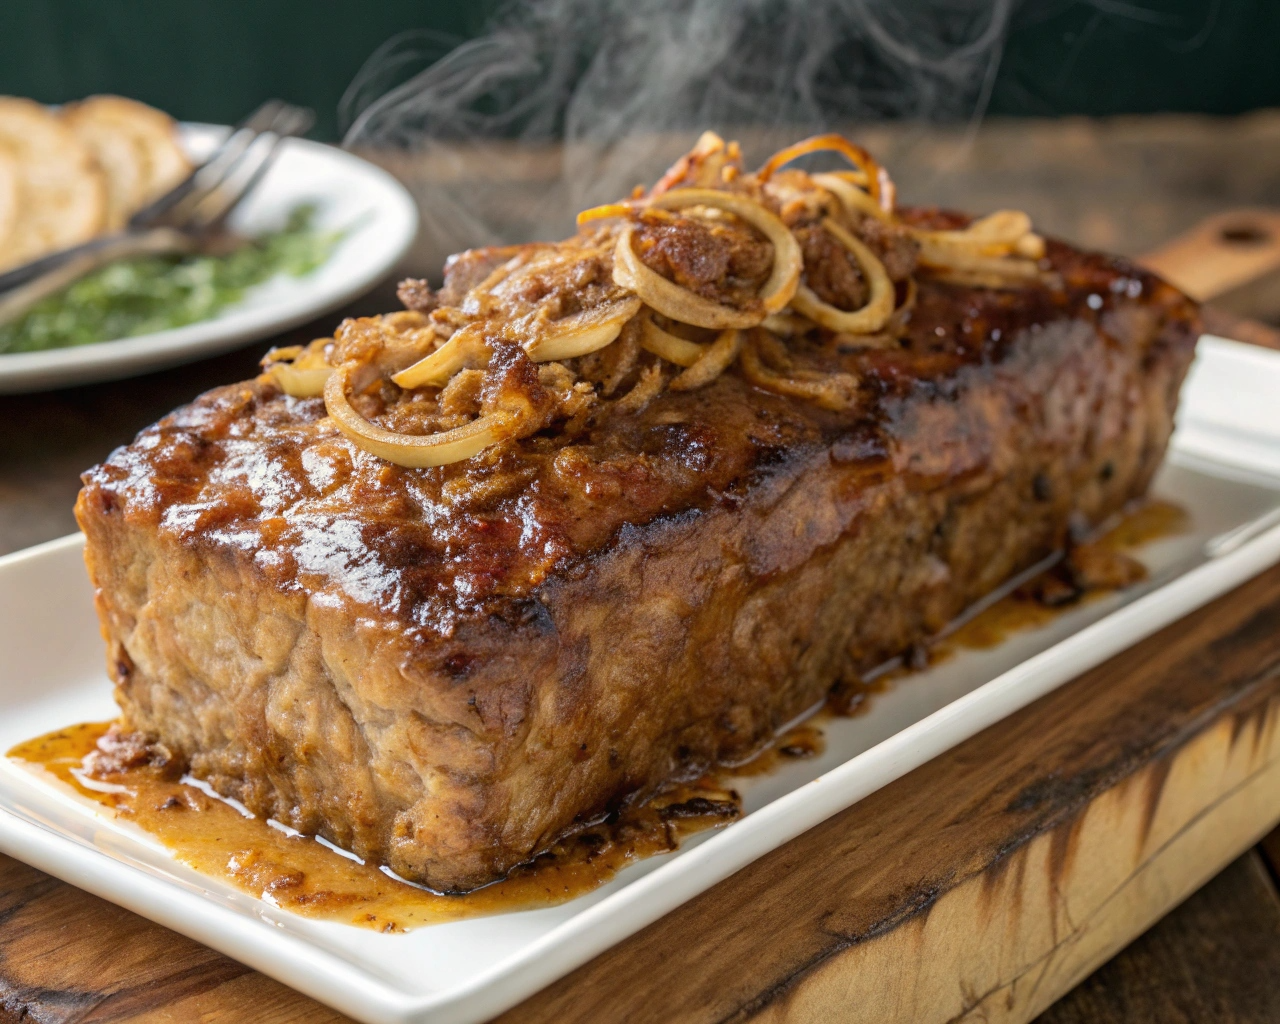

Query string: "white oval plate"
[0, 124, 418, 394]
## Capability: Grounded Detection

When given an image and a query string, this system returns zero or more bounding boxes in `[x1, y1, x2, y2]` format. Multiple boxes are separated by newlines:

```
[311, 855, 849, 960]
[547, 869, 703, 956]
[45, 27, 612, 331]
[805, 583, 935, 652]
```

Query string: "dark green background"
[1, 1, 1277, 141]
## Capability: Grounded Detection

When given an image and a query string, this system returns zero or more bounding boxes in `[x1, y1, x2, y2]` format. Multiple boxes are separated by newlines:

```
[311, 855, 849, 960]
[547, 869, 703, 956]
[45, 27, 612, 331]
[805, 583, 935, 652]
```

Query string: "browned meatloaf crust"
[76, 240, 1198, 891]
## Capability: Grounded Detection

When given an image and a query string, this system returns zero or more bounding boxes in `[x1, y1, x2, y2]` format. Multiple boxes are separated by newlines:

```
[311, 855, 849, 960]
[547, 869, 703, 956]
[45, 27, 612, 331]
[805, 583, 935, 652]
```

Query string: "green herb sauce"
[0, 205, 342, 355]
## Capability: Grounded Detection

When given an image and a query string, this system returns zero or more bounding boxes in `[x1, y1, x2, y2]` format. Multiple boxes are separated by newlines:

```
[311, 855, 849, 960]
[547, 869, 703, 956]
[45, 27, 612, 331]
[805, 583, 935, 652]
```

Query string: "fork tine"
[145, 102, 309, 229]
[129, 100, 309, 231]
[0, 100, 314, 304]
[186, 135, 286, 231]
[179, 106, 316, 232]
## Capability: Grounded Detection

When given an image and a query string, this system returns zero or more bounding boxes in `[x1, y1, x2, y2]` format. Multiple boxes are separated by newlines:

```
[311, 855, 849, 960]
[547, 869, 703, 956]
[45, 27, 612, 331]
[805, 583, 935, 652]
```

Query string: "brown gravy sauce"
[724, 724, 827, 776]
[941, 498, 1188, 653]
[6, 500, 1185, 931]
[7, 723, 739, 932]
[828, 498, 1189, 713]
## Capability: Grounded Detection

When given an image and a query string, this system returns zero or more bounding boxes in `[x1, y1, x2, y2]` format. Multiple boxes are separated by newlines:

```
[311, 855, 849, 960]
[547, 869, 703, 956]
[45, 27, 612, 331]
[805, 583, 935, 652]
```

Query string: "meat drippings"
[723, 724, 827, 777]
[828, 498, 1189, 712]
[944, 499, 1187, 651]
[7, 723, 739, 932]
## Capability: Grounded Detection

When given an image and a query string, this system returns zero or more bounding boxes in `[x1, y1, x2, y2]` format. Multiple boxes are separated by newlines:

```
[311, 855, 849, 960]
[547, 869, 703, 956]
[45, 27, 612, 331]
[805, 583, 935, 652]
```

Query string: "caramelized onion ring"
[265, 344, 303, 361]
[670, 328, 742, 391]
[739, 331, 859, 412]
[576, 202, 634, 229]
[1015, 233, 1046, 259]
[812, 172, 890, 223]
[892, 275, 918, 327]
[612, 189, 801, 329]
[392, 323, 488, 389]
[614, 223, 758, 329]
[270, 362, 331, 398]
[761, 311, 811, 336]
[916, 242, 1042, 281]
[524, 296, 642, 362]
[639, 314, 706, 367]
[757, 134, 894, 214]
[789, 218, 895, 335]
[325, 366, 514, 468]
[264, 339, 333, 398]
[915, 210, 1034, 253]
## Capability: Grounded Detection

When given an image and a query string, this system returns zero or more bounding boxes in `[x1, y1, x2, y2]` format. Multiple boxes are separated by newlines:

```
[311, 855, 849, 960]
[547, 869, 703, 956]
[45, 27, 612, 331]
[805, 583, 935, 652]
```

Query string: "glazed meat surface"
[76, 137, 1199, 891]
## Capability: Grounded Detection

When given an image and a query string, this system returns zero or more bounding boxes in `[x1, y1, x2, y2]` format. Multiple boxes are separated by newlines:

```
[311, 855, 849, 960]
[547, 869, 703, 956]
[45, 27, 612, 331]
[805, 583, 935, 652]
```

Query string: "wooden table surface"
[3, 114, 1280, 1023]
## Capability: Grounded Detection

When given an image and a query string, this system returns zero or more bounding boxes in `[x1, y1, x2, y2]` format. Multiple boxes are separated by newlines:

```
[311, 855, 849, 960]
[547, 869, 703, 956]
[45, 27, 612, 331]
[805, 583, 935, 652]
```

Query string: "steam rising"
[341, 0, 1016, 269]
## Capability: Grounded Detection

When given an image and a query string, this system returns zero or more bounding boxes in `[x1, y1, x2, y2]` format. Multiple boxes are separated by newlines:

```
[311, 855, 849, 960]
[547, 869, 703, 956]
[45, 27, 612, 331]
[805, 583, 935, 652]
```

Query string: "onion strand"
[916, 242, 1042, 280]
[670, 329, 742, 391]
[812, 172, 890, 223]
[575, 202, 634, 228]
[639, 314, 706, 367]
[392, 323, 488, 389]
[523, 296, 642, 362]
[612, 188, 802, 329]
[757, 134, 893, 214]
[739, 331, 859, 411]
[914, 210, 1033, 253]
[789, 218, 895, 336]
[325, 366, 517, 469]
[264, 339, 333, 398]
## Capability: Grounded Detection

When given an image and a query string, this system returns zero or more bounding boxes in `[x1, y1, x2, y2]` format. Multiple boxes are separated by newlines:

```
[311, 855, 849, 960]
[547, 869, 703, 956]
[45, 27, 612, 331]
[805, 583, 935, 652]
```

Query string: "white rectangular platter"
[2, 335, 1279, 1024]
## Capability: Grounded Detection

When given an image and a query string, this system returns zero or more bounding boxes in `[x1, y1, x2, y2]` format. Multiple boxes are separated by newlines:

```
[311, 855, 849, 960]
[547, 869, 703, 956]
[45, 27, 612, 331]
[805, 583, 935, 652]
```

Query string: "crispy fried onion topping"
[789, 218, 896, 338]
[740, 328, 859, 411]
[910, 210, 1046, 286]
[262, 338, 334, 397]
[265, 133, 1045, 467]
[326, 364, 517, 468]
[757, 134, 896, 215]
[611, 188, 802, 329]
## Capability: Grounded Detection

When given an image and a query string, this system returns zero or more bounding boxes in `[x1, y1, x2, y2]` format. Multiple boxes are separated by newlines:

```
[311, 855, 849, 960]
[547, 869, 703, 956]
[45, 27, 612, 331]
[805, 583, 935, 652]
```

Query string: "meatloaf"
[76, 133, 1199, 891]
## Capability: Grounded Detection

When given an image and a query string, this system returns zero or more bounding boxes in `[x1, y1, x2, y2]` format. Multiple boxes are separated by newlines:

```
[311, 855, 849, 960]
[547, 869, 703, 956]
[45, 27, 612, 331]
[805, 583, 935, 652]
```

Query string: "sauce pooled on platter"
[7, 722, 739, 932]
[6, 492, 1188, 928]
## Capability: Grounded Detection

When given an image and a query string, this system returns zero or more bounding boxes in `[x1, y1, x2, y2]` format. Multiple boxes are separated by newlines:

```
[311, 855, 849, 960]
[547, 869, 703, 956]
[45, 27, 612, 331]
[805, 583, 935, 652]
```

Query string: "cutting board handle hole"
[1219, 223, 1272, 246]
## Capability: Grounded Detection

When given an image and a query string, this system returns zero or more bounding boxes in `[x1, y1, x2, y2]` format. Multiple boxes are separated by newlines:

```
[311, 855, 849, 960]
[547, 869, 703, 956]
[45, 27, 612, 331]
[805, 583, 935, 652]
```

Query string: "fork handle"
[0, 229, 194, 328]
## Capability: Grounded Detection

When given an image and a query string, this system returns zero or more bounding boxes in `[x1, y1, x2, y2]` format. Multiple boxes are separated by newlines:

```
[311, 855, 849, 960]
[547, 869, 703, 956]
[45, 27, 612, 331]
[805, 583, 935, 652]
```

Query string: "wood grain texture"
[1200, 305, 1280, 350]
[495, 562, 1280, 1024]
[1141, 208, 1280, 302]
[1136, 213, 1280, 351]
[1, 499, 1278, 1024]
[1036, 849, 1280, 1024]
[0, 853, 352, 1024]
[1260, 824, 1280, 882]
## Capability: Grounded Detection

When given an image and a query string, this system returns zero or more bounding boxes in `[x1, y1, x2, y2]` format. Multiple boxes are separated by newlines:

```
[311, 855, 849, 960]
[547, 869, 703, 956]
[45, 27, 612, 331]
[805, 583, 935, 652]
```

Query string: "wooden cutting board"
[1, 212, 1279, 1024]
[1143, 206, 1280, 348]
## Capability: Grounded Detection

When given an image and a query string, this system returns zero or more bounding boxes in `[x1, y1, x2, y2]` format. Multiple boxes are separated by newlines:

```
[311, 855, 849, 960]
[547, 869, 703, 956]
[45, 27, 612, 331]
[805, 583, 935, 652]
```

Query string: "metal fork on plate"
[0, 100, 315, 325]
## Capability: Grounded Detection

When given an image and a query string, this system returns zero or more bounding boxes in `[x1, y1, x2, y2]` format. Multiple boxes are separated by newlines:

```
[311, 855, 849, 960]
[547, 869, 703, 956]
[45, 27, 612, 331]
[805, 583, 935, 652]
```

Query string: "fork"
[0, 100, 315, 326]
